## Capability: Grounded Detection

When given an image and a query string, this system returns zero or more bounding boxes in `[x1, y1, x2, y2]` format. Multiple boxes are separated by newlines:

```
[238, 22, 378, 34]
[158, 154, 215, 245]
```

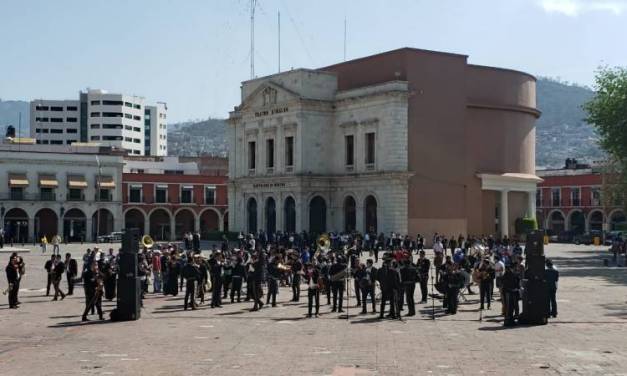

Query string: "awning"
[97, 176, 116, 189]
[476, 172, 543, 192]
[68, 176, 88, 188]
[8, 173, 29, 187]
[39, 175, 59, 188]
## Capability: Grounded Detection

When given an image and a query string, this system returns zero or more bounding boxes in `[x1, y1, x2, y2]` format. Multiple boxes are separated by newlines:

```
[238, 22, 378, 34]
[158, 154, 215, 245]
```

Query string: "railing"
[0, 192, 57, 201]
[67, 193, 85, 201]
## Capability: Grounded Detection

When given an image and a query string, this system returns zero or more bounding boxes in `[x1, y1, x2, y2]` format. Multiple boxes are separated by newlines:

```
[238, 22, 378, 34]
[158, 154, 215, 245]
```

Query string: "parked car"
[97, 231, 124, 243]
[606, 231, 626, 245]
[557, 230, 574, 243]
[573, 231, 603, 245]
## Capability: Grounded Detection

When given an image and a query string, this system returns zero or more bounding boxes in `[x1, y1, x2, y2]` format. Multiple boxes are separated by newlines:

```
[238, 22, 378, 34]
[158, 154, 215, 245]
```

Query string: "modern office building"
[30, 89, 167, 156]
[228, 48, 541, 241]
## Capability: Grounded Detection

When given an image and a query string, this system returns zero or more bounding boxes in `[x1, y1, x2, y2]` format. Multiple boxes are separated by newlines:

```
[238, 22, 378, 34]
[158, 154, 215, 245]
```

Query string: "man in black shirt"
[65, 253, 78, 296]
[182, 257, 201, 310]
[82, 261, 104, 321]
[266, 257, 280, 307]
[231, 257, 246, 303]
[400, 259, 418, 316]
[416, 251, 430, 303]
[51, 255, 66, 301]
[329, 257, 346, 313]
[5, 256, 19, 308]
[545, 259, 559, 318]
[378, 257, 400, 319]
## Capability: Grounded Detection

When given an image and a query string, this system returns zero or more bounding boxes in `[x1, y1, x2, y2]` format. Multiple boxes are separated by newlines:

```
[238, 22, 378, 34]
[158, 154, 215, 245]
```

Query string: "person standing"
[182, 257, 200, 310]
[51, 234, 61, 255]
[304, 262, 320, 317]
[266, 257, 280, 307]
[82, 262, 104, 321]
[250, 252, 266, 311]
[400, 259, 417, 316]
[231, 257, 246, 303]
[222, 258, 233, 300]
[329, 256, 346, 313]
[378, 257, 399, 319]
[152, 251, 162, 293]
[5, 255, 19, 308]
[545, 259, 559, 318]
[0, 227, 5, 249]
[501, 264, 520, 326]
[44, 254, 55, 296]
[51, 255, 66, 301]
[209, 255, 223, 308]
[65, 253, 78, 296]
[416, 250, 430, 303]
[477, 259, 495, 310]
[290, 255, 303, 302]
[357, 260, 377, 314]
[40, 235, 48, 253]
[444, 264, 463, 315]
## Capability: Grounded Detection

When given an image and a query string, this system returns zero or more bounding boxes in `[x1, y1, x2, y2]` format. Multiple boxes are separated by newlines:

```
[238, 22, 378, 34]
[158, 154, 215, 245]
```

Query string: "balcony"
[1, 192, 57, 201]
[95, 193, 113, 202]
[67, 193, 86, 201]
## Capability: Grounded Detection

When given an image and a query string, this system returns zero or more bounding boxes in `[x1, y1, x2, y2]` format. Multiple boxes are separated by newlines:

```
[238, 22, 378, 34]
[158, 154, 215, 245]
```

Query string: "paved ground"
[0, 243, 626, 376]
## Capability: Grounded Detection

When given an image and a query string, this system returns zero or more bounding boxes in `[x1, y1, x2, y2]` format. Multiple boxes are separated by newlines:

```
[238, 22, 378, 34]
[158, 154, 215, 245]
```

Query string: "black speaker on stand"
[111, 228, 142, 321]
[520, 230, 549, 325]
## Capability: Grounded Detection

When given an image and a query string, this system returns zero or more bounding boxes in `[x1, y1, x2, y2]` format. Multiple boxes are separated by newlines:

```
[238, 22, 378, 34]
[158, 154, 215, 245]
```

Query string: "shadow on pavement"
[48, 319, 113, 328]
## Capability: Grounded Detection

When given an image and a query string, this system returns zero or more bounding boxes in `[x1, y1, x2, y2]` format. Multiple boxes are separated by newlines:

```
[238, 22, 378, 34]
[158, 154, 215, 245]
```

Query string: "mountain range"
[0, 77, 603, 168]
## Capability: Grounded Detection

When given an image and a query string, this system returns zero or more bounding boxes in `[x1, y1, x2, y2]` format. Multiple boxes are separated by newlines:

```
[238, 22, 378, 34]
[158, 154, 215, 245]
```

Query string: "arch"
[309, 195, 327, 234]
[174, 208, 196, 240]
[3, 208, 29, 243]
[587, 209, 604, 232]
[247, 197, 258, 233]
[284, 196, 296, 233]
[343, 195, 356, 232]
[124, 208, 146, 236]
[149, 208, 171, 241]
[92, 208, 114, 240]
[34, 208, 58, 241]
[199, 208, 220, 238]
[546, 209, 565, 233]
[64, 208, 87, 242]
[265, 196, 276, 234]
[364, 195, 378, 233]
[567, 209, 585, 235]
[609, 209, 626, 231]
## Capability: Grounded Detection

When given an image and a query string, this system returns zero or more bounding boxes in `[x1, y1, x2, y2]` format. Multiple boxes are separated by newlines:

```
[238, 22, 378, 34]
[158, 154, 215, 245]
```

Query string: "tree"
[584, 66, 627, 214]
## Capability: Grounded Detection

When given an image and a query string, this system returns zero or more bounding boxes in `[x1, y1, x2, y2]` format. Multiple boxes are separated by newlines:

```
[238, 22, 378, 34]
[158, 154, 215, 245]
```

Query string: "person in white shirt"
[493, 256, 506, 315]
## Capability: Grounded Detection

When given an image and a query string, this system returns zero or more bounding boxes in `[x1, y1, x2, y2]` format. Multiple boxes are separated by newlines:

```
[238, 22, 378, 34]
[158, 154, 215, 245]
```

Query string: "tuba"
[316, 233, 331, 255]
[141, 235, 154, 249]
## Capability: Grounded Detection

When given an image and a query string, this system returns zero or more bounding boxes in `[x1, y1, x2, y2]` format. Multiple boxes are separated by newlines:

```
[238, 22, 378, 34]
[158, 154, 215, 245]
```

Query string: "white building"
[30, 89, 167, 156]
[0, 142, 124, 243]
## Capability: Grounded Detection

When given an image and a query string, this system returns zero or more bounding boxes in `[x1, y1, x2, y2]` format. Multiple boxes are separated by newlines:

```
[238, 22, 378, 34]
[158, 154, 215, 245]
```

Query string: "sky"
[1, 0, 626, 123]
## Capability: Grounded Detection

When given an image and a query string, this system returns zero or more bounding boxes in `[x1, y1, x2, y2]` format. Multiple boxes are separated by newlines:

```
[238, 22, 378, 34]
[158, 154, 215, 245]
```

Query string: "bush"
[516, 217, 538, 235]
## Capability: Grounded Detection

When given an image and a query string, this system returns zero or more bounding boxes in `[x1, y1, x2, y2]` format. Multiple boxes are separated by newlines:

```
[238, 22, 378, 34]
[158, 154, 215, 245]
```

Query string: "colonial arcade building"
[228, 48, 541, 240]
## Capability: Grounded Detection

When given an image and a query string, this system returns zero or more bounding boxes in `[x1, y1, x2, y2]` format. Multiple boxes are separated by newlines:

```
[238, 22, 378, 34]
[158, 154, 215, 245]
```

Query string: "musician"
[231, 257, 246, 303]
[209, 255, 223, 308]
[417, 251, 430, 303]
[304, 262, 321, 317]
[222, 257, 233, 300]
[250, 252, 266, 311]
[329, 256, 346, 313]
[319, 257, 331, 305]
[290, 255, 303, 302]
[63, 253, 77, 296]
[5, 255, 19, 309]
[494, 256, 505, 314]
[433, 244, 444, 283]
[501, 263, 520, 326]
[51, 255, 66, 301]
[400, 259, 418, 316]
[476, 259, 495, 310]
[82, 261, 104, 321]
[444, 263, 464, 315]
[182, 256, 201, 310]
[356, 260, 377, 314]
[44, 254, 55, 296]
[266, 257, 281, 307]
[545, 259, 559, 318]
[378, 256, 400, 319]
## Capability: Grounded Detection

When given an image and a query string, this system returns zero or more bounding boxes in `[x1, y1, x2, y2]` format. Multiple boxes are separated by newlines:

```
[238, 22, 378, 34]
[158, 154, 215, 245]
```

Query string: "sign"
[255, 107, 289, 118]
[253, 182, 286, 189]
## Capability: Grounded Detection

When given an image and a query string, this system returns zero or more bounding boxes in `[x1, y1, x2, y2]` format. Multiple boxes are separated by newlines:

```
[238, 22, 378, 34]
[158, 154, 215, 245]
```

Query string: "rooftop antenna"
[250, 0, 257, 79]
[278, 10, 281, 73]
[343, 16, 347, 61]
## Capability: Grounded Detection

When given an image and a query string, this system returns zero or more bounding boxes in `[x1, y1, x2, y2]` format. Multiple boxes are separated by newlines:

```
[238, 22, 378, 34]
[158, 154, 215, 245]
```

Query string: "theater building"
[536, 159, 626, 234]
[228, 48, 541, 240]
[0, 143, 124, 243]
[122, 156, 228, 241]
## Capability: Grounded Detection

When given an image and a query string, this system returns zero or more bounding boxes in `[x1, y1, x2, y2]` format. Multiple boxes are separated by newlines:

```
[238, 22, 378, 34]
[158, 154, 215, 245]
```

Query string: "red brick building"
[122, 156, 228, 241]
[536, 159, 626, 235]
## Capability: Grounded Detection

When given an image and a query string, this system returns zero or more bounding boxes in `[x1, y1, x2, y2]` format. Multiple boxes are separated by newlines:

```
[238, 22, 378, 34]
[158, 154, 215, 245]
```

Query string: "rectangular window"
[125, 102, 133, 108]
[124, 113, 132, 119]
[133, 127, 141, 132]
[50, 106, 63, 111]
[66, 117, 77, 122]
[66, 106, 78, 111]
[102, 124, 123, 129]
[98, 189, 111, 201]
[103, 112, 123, 118]
[90, 136, 101, 141]
[571, 187, 581, 206]
[129, 185, 142, 203]
[124, 137, 132, 142]
[205, 186, 216, 205]
[50, 118, 63, 123]
[91, 100, 101, 105]
[181, 186, 193, 203]
[10, 187, 24, 200]
[35, 105, 49, 111]
[68, 188, 83, 201]
[536, 189, 542, 207]
[42, 140, 49, 144]
[285, 136, 294, 167]
[133, 104, 141, 109]
[66, 140, 76, 145]
[552, 188, 561, 207]
[50, 140, 63, 145]
[35, 128, 42, 133]
[50, 129, 63, 134]
[133, 139, 140, 143]
[66, 128, 77, 133]
[103, 100, 123, 106]
[155, 186, 167, 203]
[266, 139, 274, 169]
[248, 141, 256, 170]
[365, 132, 375, 165]
[133, 115, 141, 121]
[103, 136, 123, 141]
[40, 187, 55, 201]
[36, 117, 49, 122]
[591, 188, 601, 206]
[345, 135, 354, 166]
[42, 129, 49, 133]
[90, 112, 100, 117]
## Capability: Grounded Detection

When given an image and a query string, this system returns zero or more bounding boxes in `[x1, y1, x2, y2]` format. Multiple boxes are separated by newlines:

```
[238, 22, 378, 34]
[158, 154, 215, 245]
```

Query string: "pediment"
[239, 81, 301, 111]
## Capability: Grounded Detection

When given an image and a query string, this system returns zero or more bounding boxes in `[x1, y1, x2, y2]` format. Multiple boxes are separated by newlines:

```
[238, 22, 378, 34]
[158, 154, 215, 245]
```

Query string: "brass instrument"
[141, 235, 154, 249]
[316, 233, 331, 257]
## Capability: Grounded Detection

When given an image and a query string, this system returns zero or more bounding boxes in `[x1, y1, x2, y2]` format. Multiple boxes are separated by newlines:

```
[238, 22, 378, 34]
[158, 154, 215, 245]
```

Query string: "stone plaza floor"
[0, 243, 626, 376]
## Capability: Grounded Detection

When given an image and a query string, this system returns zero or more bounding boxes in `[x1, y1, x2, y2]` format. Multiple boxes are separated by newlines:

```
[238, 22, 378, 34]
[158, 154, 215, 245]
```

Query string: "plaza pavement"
[0, 242, 626, 376]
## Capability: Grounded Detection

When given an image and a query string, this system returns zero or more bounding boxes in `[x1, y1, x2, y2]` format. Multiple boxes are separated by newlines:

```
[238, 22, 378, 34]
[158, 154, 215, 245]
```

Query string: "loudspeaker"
[113, 277, 141, 321]
[526, 255, 546, 277]
[520, 278, 549, 325]
[122, 228, 140, 254]
[118, 252, 138, 278]
[525, 230, 545, 257]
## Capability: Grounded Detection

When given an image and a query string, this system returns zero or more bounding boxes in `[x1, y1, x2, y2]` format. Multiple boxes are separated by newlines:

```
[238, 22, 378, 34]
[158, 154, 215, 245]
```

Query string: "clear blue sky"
[1, 0, 626, 122]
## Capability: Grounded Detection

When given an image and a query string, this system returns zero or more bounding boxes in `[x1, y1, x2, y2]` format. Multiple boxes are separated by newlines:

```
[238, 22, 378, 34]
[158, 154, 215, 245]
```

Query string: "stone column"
[195, 214, 201, 233]
[500, 190, 509, 237]
[527, 190, 537, 219]
[169, 215, 176, 241]
[144, 216, 150, 237]
[86, 218, 93, 242]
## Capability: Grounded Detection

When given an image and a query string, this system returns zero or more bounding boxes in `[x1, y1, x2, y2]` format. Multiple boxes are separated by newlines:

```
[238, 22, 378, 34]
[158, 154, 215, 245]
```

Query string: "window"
[285, 136, 294, 168]
[35, 117, 49, 122]
[68, 188, 83, 201]
[90, 112, 100, 117]
[91, 100, 101, 105]
[102, 112, 123, 118]
[266, 139, 274, 169]
[66, 106, 78, 111]
[91, 124, 100, 129]
[50, 140, 63, 145]
[42, 129, 49, 133]
[133, 104, 141, 109]
[552, 188, 561, 207]
[66, 128, 77, 134]
[132, 150, 141, 155]
[98, 189, 111, 201]
[133, 115, 141, 121]
[40, 187, 54, 201]
[10, 187, 24, 200]
[50, 106, 63, 111]
[91, 136, 101, 141]
[205, 186, 216, 205]
[103, 100, 123, 106]
[35, 105, 49, 111]
[536, 189, 542, 207]
[133, 127, 141, 132]
[125, 102, 133, 108]
[42, 140, 49, 144]
[591, 188, 601, 206]
[129, 185, 142, 203]
[103, 124, 122, 129]
[345, 135, 354, 166]
[50, 129, 63, 134]
[155, 186, 167, 203]
[124, 137, 132, 142]
[66, 117, 77, 122]
[35, 129, 42, 133]
[103, 136, 123, 141]
[365, 132, 376, 166]
[124, 113, 133, 119]
[50, 118, 63, 123]
[181, 186, 193, 203]
[133, 139, 140, 143]
[571, 187, 581, 206]
[66, 140, 76, 144]
[248, 141, 256, 170]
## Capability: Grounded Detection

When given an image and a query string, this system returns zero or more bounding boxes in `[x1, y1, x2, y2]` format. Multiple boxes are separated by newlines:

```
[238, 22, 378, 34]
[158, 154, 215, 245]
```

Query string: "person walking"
[51, 255, 66, 301]
[51, 234, 62, 255]
[545, 259, 559, 318]
[65, 253, 78, 296]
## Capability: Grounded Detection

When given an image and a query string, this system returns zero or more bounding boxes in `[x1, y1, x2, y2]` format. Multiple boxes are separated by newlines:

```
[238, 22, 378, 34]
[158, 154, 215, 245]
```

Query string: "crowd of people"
[4, 230, 561, 325]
